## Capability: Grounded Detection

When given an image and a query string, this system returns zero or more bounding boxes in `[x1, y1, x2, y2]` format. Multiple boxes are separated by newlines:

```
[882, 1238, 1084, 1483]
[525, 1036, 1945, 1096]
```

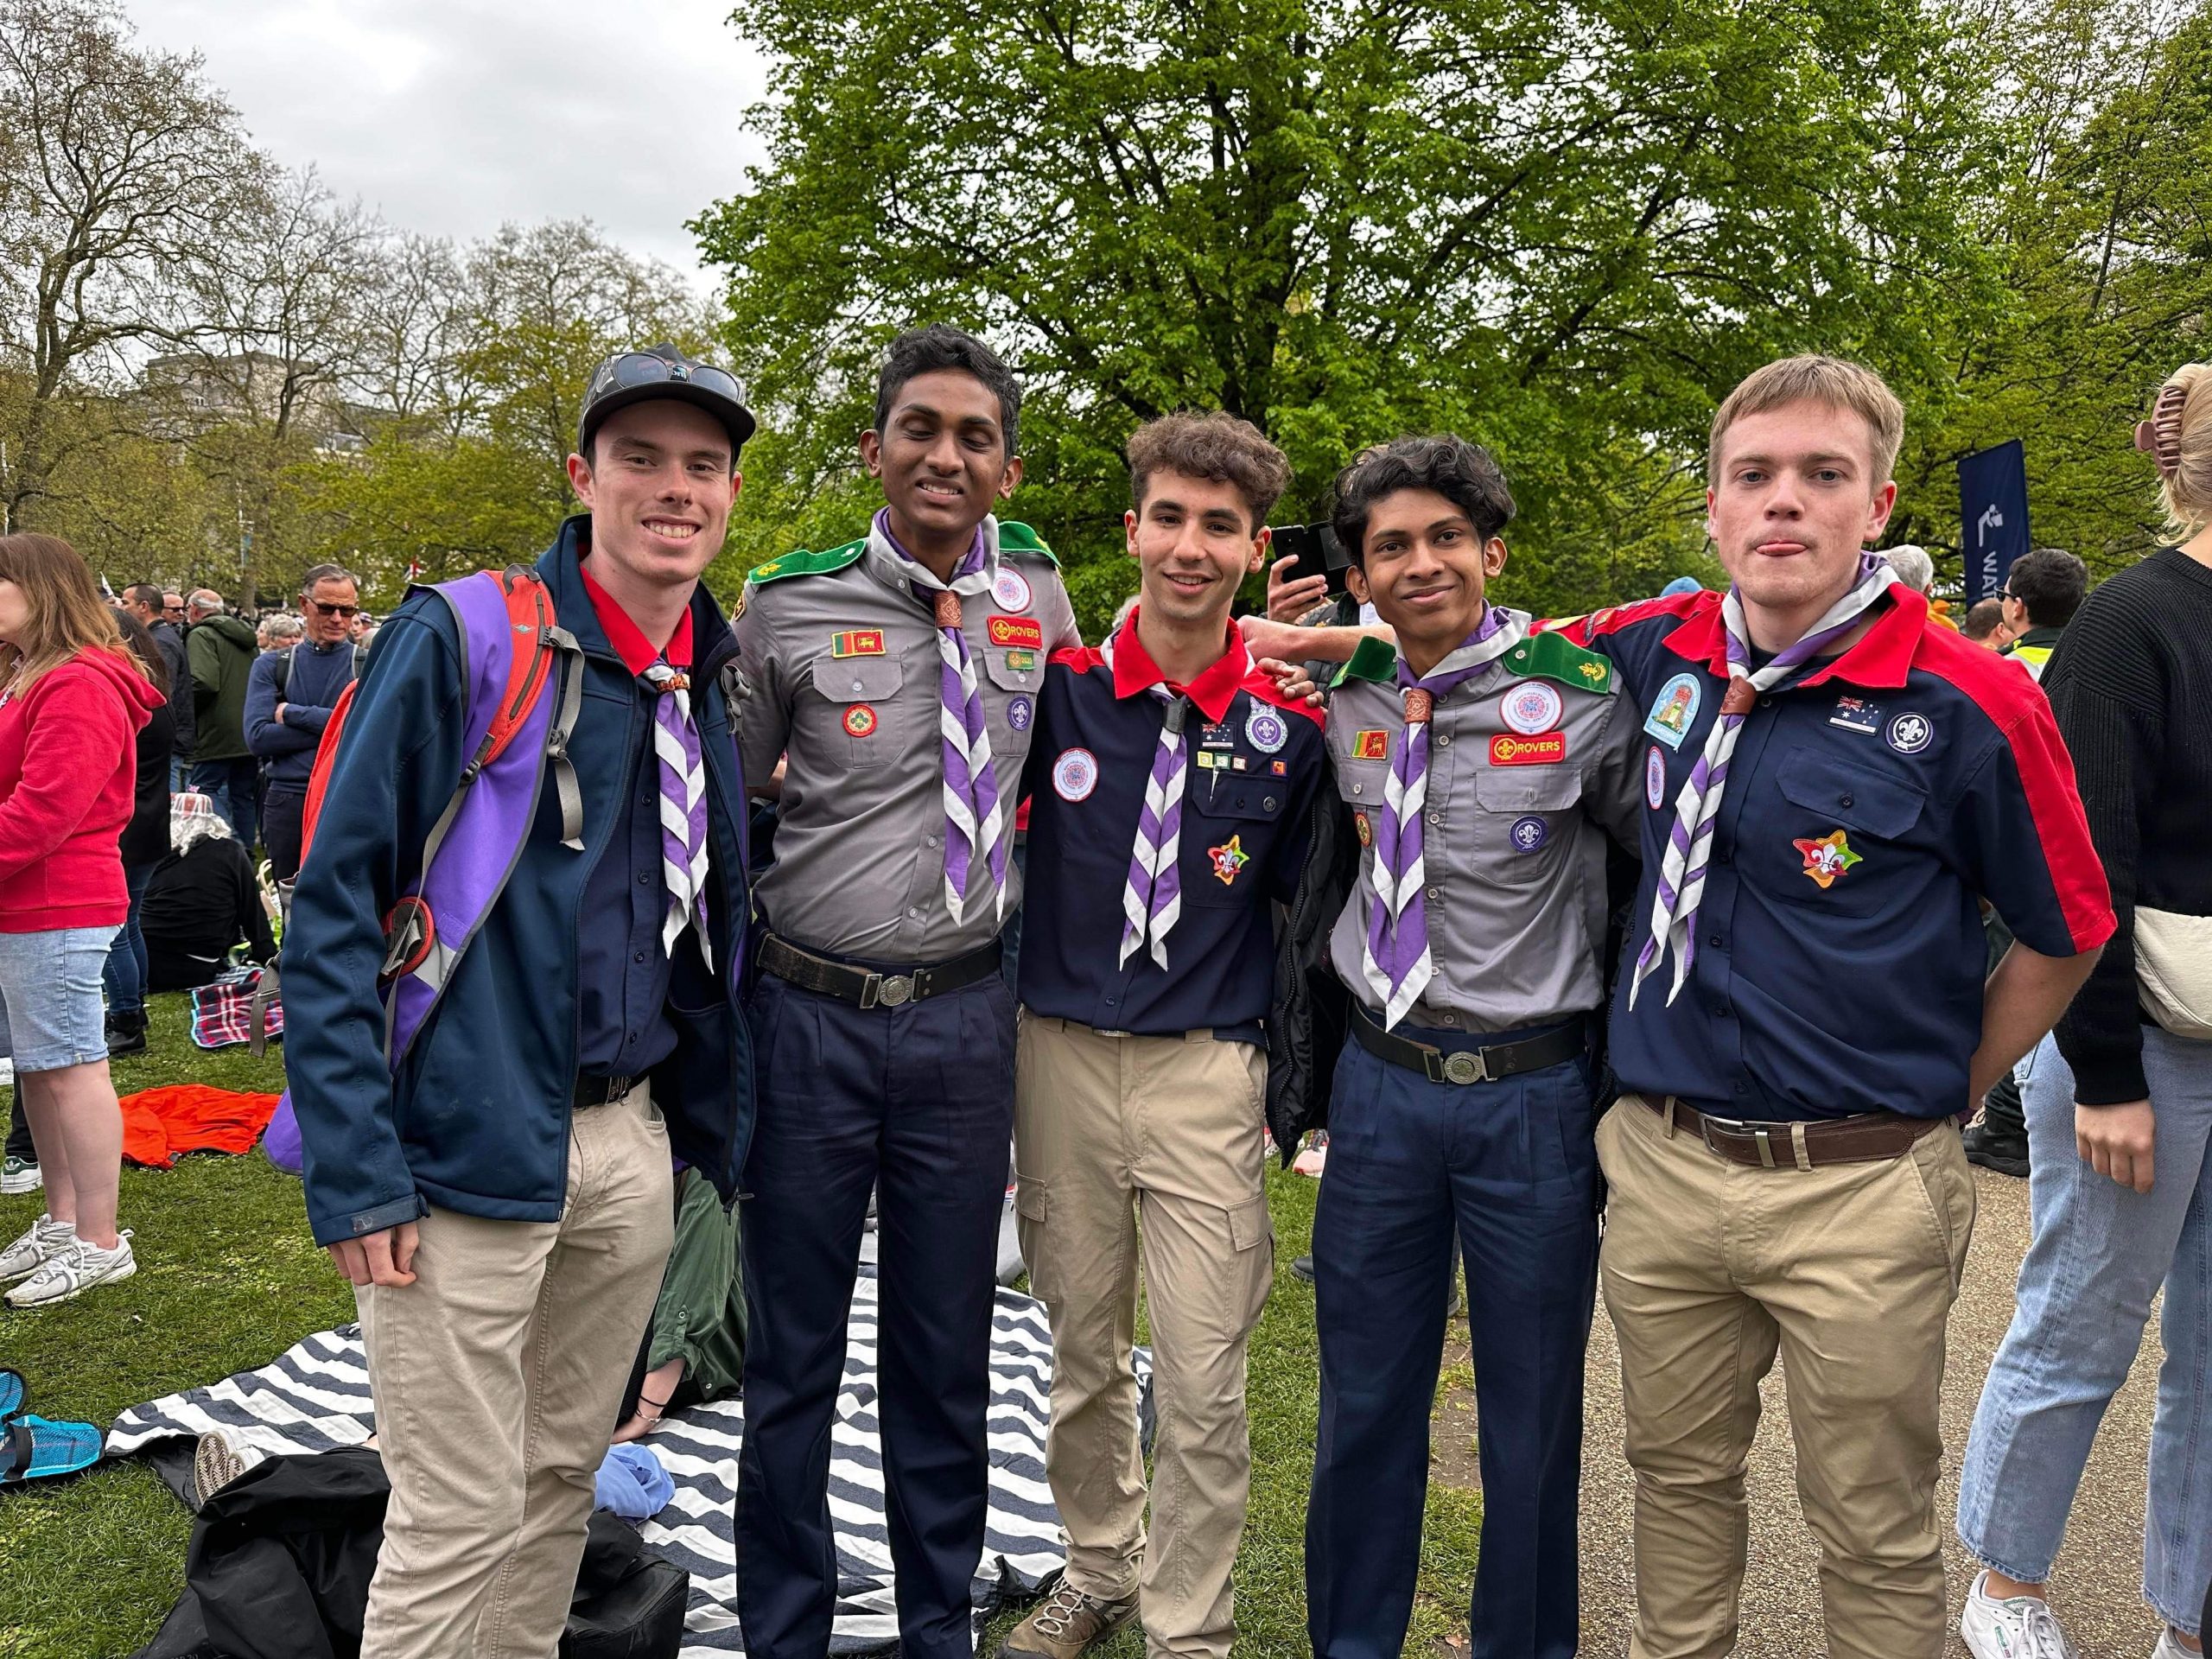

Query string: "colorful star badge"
[1793, 829, 1862, 889]
[1209, 835, 1250, 887]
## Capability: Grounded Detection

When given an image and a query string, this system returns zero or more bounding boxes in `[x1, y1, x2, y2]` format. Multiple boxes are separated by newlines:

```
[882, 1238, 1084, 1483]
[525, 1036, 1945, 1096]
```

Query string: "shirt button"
[637, 873, 651, 886]
[1440, 1014, 1459, 1027]
[1759, 696, 1774, 708]
[1352, 784, 1364, 796]
[634, 950, 647, 963]
[1105, 995, 1119, 1007]
[850, 679, 864, 692]
[626, 1032, 638, 1045]
[1707, 934, 1723, 949]
[1428, 812, 1443, 825]
[1732, 1080, 1748, 1094]
[1264, 797, 1278, 810]
[926, 836, 940, 848]
[1437, 734, 1452, 747]
[1840, 793, 1854, 808]
[1427, 886, 1440, 899]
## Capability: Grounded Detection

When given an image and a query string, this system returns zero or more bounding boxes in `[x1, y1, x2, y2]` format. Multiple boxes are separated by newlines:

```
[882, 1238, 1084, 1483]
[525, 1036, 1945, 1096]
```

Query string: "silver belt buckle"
[874, 973, 915, 1007]
[1440, 1050, 1485, 1086]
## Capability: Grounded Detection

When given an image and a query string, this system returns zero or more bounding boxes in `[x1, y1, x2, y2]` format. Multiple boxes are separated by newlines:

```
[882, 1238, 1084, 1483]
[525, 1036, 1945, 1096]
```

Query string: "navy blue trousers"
[1306, 1021, 1599, 1659]
[734, 969, 1015, 1659]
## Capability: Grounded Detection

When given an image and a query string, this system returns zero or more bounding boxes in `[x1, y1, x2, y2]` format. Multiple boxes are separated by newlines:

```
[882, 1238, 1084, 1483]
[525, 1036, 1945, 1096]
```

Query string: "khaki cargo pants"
[355, 1085, 676, 1659]
[1014, 1017, 1274, 1659]
[1596, 1096, 1977, 1659]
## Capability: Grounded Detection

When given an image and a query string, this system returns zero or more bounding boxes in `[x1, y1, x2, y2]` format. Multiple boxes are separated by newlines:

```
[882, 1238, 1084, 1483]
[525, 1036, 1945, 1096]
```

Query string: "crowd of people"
[0, 329, 2206, 1659]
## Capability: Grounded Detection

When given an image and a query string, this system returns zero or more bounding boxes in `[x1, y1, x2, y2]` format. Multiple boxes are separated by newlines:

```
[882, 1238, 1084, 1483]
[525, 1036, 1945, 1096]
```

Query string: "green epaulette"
[747, 538, 866, 586]
[1330, 634, 1400, 689]
[996, 520, 1060, 567]
[1501, 628, 1614, 695]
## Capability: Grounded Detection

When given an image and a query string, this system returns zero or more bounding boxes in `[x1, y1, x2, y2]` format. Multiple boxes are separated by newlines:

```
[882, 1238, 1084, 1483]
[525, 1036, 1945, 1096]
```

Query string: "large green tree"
[696, 0, 2004, 629]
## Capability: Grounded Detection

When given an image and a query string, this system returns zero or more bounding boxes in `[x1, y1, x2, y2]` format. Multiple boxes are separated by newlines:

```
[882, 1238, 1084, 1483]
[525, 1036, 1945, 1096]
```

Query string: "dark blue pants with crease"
[734, 968, 1015, 1659]
[1306, 1019, 1599, 1659]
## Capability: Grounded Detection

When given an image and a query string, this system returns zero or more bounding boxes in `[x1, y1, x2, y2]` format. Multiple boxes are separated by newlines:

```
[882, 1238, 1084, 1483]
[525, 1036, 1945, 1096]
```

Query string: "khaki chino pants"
[1596, 1096, 1976, 1659]
[355, 1087, 676, 1659]
[1014, 1017, 1274, 1659]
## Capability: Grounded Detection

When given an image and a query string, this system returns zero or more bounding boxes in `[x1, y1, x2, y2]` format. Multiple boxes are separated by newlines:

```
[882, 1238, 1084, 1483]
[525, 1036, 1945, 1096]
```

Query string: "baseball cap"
[576, 342, 757, 463]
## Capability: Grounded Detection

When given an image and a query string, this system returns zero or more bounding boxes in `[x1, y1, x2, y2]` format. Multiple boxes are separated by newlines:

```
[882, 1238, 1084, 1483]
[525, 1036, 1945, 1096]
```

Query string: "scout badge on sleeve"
[1643, 672, 1700, 749]
[1500, 681, 1563, 734]
[1885, 711, 1933, 754]
[1244, 705, 1288, 753]
[1052, 747, 1098, 802]
[991, 565, 1033, 611]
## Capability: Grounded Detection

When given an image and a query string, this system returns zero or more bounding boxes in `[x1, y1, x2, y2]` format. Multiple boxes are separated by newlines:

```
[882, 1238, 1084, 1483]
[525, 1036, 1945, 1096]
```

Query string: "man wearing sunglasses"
[245, 563, 364, 881]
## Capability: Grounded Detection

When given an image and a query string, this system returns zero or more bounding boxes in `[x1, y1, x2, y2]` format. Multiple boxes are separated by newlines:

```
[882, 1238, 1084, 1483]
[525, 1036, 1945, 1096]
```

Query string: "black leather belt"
[760, 933, 1002, 1010]
[573, 1074, 636, 1109]
[1351, 1002, 1586, 1086]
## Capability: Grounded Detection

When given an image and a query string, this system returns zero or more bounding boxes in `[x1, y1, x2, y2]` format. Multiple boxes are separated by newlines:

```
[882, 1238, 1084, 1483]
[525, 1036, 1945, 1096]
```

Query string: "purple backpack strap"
[381, 571, 583, 1067]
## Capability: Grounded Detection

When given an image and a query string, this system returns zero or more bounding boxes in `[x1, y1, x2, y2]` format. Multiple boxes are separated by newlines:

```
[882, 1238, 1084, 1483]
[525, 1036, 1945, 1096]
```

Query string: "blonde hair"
[2151, 364, 2212, 542]
[0, 532, 155, 692]
[1708, 355, 1905, 486]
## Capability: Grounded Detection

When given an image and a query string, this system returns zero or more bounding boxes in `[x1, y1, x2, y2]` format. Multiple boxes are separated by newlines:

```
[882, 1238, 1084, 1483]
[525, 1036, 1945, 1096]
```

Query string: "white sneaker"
[1, 1154, 42, 1195]
[1962, 1573, 2080, 1659]
[0, 1213, 73, 1281]
[2150, 1630, 2197, 1659]
[4, 1230, 135, 1306]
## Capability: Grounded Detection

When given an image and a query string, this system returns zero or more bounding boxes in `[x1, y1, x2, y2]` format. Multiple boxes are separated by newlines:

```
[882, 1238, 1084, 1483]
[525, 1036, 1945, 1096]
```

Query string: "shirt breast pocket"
[1764, 747, 1929, 916]
[1472, 768, 1585, 886]
[804, 652, 904, 765]
[981, 648, 1040, 766]
[1183, 777, 1291, 906]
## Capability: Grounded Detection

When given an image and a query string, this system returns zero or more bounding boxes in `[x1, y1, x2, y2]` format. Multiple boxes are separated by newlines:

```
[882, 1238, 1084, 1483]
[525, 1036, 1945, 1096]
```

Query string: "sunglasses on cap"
[589, 352, 746, 406]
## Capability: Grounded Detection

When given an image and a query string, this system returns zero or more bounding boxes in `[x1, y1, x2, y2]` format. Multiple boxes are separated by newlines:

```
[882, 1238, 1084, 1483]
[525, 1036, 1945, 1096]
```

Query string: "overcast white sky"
[122, 0, 772, 293]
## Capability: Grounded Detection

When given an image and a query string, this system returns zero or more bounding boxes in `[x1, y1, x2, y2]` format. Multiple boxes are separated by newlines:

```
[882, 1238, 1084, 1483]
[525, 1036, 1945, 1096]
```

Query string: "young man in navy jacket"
[285, 344, 758, 1658]
[1003, 412, 1323, 1659]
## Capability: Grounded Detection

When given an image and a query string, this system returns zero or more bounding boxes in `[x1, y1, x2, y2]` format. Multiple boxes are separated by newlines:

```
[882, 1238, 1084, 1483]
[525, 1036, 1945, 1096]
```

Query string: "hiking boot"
[1961, 1571, 2078, 1659]
[1001, 1576, 1138, 1659]
[1963, 1118, 2030, 1179]
[0, 1154, 41, 1196]
[0, 1214, 73, 1281]
[5, 1230, 135, 1307]
[1290, 1254, 1316, 1284]
[105, 1008, 148, 1057]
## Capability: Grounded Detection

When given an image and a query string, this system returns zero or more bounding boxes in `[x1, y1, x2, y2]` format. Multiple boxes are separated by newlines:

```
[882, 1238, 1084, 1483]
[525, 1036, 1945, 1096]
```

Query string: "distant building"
[138, 353, 383, 453]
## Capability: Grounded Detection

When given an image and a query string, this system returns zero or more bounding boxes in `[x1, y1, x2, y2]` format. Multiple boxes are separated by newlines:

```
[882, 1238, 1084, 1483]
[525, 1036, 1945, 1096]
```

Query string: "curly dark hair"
[873, 325, 1022, 456]
[1125, 411, 1293, 532]
[1330, 435, 1515, 564]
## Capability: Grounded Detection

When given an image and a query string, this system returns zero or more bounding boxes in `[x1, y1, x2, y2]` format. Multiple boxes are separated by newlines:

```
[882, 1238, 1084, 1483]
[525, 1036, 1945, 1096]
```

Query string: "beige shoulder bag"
[2134, 907, 2212, 1040]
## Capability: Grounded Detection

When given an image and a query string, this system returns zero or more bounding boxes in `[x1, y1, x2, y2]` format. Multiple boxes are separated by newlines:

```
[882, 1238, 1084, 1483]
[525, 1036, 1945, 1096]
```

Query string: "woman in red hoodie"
[0, 533, 168, 1308]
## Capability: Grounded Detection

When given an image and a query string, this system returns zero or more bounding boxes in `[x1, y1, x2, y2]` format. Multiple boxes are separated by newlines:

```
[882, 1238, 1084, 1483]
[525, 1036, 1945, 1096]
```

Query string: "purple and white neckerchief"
[1097, 622, 1255, 970]
[1359, 607, 1522, 1028]
[643, 659, 712, 968]
[1630, 551, 1900, 1006]
[874, 507, 1007, 926]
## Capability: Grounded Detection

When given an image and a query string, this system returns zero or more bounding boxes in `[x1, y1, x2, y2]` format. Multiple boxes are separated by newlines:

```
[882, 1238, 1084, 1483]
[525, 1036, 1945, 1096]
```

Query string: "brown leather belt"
[1633, 1093, 1949, 1170]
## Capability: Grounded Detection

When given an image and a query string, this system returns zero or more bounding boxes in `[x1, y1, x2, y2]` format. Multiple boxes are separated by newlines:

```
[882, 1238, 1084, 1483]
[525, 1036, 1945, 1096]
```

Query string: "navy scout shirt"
[1018, 613, 1326, 1044]
[1555, 586, 2112, 1122]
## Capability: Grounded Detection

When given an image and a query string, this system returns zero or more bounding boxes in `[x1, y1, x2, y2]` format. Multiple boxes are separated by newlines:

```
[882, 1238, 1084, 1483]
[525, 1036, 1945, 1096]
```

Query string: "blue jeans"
[101, 861, 156, 1016]
[1957, 1027, 2212, 1635]
[1306, 1021, 1597, 1659]
[188, 756, 259, 841]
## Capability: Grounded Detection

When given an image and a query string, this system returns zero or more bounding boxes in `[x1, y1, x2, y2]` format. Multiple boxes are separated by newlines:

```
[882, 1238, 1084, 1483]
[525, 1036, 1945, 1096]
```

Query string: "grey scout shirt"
[1325, 613, 1643, 1032]
[735, 514, 1079, 963]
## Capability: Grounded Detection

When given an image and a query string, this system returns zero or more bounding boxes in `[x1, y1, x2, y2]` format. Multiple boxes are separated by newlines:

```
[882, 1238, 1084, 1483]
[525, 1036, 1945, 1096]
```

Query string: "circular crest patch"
[1501, 681, 1564, 735]
[1510, 815, 1551, 854]
[1052, 747, 1098, 802]
[1645, 744, 1668, 810]
[991, 566, 1033, 612]
[842, 704, 878, 739]
[1354, 810, 1373, 848]
[1885, 710, 1933, 754]
[1007, 695, 1033, 731]
[1244, 705, 1288, 753]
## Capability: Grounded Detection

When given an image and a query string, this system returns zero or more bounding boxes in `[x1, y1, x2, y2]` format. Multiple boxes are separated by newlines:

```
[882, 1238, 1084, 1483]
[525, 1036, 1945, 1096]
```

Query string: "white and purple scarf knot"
[877, 507, 1007, 927]
[1359, 607, 1522, 1029]
[644, 659, 712, 969]
[1630, 551, 1900, 1007]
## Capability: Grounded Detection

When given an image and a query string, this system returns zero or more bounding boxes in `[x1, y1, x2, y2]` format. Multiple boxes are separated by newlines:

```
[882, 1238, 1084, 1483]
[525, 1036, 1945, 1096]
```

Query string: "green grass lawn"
[0, 996, 1482, 1658]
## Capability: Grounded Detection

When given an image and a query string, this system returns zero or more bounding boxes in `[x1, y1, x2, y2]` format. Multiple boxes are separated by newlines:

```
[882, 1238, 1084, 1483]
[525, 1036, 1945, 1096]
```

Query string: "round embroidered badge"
[1645, 744, 1668, 810]
[1244, 705, 1288, 753]
[1885, 710, 1933, 754]
[1510, 815, 1550, 854]
[991, 566, 1033, 612]
[1007, 695, 1033, 731]
[1501, 681, 1564, 735]
[842, 704, 877, 738]
[1052, 747, 1098, 802]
